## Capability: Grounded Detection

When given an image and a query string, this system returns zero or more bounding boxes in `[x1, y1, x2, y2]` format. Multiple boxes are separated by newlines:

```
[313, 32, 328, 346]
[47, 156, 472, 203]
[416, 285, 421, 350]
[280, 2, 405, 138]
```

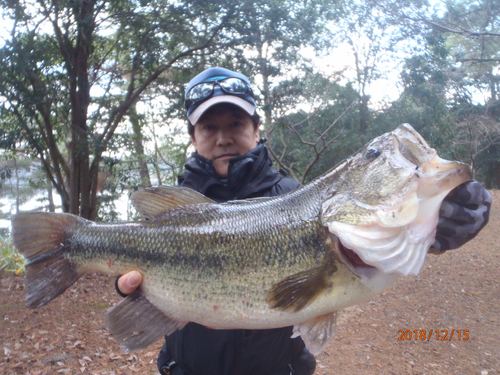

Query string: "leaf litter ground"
[1, 191, 499, 375]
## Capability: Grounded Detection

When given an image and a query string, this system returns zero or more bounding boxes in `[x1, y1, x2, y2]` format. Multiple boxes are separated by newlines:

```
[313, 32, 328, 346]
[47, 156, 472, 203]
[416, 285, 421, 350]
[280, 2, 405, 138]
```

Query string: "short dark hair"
[187, 103, 260, 137]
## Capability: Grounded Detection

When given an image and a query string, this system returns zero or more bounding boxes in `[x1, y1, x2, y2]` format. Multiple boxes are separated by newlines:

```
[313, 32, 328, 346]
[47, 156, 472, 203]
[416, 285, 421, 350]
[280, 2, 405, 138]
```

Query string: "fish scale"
[69, 190, 328, 292]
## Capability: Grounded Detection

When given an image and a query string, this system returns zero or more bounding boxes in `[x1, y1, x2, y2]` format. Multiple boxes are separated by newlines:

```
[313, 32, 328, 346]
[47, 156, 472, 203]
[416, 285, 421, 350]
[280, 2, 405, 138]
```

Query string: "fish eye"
[366, 148, 381, 159]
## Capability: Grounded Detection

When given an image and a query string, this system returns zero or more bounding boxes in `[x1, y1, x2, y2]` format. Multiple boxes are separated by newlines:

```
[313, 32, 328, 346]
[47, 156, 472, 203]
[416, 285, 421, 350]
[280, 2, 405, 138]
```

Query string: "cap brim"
[188, 96, 256, 125]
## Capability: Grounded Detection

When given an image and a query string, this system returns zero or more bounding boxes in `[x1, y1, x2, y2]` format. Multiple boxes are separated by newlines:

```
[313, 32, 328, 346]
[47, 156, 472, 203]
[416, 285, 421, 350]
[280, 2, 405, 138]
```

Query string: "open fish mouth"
[328, 163, 471, 276]
[323, 124, 472, 277]
[334, 237, 390, 281]
[337, 239, 374, 270]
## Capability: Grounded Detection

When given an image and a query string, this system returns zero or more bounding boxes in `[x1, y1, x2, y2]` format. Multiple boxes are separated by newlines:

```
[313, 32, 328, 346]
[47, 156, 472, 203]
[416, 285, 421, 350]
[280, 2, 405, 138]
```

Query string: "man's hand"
[430, 180, 492, 253]
[116, 271, 143, 296]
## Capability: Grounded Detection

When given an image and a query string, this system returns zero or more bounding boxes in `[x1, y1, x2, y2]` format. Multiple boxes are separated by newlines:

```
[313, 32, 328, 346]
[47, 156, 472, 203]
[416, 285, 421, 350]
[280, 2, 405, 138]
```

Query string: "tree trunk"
[359, 94, 370, 134]
[151, 123, 163, 186]
[47, 180, 55, 212]
[68, 0, 96, 220]
[14, 158, 19, 214]
[495, 163, 500, 189]
[129, 103, 152, 188]
[489, 69, 497, 102]
[258, 45, 274, 145]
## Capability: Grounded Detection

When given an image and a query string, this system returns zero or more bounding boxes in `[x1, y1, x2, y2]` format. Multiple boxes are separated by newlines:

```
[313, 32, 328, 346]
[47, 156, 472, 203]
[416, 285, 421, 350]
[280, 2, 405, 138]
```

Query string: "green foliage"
[0, 0, 346, 221]
[2, 0, 499, 221]
[372, 2, 500, 187]
[0, 236, 25, 276]
[268, 72, 366, 182]
[0, 0, 252, 219]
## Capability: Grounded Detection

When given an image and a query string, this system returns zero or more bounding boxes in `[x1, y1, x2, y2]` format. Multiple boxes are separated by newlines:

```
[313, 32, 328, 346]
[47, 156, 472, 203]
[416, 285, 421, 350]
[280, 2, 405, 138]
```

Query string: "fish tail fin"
[12, 212, 86, 308]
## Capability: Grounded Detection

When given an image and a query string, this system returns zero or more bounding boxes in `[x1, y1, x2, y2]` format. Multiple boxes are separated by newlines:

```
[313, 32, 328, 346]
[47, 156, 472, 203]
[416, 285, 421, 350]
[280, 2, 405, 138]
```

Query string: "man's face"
[191, 106, 260, 178]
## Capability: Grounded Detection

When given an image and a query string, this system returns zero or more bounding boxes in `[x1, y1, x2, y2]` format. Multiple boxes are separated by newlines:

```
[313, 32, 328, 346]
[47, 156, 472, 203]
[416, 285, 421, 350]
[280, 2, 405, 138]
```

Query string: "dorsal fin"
[131, 186, 215, 220]
[224, 196, 274, 205]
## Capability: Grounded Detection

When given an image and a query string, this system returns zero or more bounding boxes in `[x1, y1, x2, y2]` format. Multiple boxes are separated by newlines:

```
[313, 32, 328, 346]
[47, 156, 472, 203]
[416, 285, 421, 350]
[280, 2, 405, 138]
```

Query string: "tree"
[0, 151, 50, 214]
[264, 72, 360, 183]
[372, 0, 500, 103]
[328, 1, 416, 133]
[450, 112, 500, 179]
[0, 0, 241, 220]
[125, 0, 349, 184]
[229, 0, 342, 140]
[371, 0, 500, 186]
[374, 29, 453, 146]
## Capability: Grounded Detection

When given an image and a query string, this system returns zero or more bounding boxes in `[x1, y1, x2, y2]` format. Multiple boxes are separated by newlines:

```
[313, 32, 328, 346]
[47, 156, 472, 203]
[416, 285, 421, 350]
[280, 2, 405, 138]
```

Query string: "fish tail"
[12, 212, 86, 308]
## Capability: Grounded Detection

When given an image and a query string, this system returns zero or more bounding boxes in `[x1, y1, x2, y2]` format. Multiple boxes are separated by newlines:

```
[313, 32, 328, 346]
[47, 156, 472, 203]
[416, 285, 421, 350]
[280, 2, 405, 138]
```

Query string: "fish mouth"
[419, 155, 472, 196]
[334, 236, 381, 279]
[338, 240, 374, 269]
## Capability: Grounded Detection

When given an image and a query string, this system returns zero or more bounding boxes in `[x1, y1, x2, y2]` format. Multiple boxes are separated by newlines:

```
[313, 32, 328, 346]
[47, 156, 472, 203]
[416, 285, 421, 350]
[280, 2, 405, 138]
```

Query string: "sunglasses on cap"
[184, 77, 255, 110]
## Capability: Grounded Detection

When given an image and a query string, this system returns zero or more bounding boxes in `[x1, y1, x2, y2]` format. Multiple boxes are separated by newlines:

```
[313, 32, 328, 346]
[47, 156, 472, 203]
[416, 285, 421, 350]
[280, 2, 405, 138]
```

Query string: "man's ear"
[254, 121, 260, 144]
[191, 135, 197, 150]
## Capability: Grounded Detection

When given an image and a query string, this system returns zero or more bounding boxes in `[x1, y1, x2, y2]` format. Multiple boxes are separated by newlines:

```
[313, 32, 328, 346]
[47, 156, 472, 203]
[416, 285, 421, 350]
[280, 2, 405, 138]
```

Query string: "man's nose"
[216, 130, 234, 146]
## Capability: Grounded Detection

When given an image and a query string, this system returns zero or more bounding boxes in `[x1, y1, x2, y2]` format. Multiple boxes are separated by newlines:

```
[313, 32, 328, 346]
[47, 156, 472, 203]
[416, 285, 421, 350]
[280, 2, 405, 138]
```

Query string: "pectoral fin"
[293, 312, 338, 355]
[267, 263, 337, 312]
[105, 290, 186, 353]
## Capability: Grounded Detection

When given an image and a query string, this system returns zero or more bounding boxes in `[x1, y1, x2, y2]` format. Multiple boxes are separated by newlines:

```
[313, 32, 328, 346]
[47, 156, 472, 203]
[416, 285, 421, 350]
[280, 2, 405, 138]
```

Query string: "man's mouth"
[215, 153, 238, 160]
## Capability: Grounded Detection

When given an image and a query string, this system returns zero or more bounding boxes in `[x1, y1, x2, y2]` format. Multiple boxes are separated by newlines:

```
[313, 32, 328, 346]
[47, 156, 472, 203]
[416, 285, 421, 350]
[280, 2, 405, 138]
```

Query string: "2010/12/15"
[398, 329, 469, 341]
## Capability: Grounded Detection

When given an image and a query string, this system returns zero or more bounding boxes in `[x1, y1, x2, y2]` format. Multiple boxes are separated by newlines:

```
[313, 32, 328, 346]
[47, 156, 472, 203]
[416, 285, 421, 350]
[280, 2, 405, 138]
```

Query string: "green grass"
[0, 235, 25, 275]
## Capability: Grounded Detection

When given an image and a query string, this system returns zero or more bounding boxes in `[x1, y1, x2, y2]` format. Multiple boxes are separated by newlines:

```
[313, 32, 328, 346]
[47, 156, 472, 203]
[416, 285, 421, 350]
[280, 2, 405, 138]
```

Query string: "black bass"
[12, 124, 471, 354]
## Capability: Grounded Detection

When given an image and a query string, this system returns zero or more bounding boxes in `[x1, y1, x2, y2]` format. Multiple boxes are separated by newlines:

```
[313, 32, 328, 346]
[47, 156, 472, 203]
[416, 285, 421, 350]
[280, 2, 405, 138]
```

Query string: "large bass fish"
[12, 124, 471, 354]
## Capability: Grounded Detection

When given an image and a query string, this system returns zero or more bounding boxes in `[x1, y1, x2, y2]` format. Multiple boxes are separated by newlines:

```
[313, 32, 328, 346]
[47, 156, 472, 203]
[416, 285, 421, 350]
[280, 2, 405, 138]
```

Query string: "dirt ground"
[1, 192, 499, 375]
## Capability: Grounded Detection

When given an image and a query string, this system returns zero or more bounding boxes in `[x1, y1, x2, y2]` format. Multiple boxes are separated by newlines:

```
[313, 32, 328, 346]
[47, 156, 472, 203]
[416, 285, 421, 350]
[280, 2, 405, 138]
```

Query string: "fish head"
[322, 124, 471, 277]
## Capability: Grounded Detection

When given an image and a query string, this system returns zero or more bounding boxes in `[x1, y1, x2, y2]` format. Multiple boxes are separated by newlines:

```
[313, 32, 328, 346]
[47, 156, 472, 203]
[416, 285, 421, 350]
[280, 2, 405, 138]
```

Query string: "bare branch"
[8, 102, 69, 204]
[424, 19, 500, 38]
[267, 146, 299, 181]
[89, 8, 238, 178]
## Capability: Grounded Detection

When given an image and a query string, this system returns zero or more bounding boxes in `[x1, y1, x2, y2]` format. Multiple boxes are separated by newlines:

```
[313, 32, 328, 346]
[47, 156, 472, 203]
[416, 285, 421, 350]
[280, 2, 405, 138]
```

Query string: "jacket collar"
[178, 145, 282, 200]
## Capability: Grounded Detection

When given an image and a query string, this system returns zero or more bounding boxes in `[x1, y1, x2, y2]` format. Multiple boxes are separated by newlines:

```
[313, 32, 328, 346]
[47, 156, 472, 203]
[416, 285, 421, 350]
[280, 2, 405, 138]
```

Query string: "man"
[117, 67, 492, 375]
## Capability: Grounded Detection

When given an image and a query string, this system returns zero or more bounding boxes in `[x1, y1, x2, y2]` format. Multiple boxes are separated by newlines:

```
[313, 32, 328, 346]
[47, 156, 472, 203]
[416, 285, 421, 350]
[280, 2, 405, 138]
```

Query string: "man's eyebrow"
[227, 112, 245, 119]
[198, 115, 217, 122]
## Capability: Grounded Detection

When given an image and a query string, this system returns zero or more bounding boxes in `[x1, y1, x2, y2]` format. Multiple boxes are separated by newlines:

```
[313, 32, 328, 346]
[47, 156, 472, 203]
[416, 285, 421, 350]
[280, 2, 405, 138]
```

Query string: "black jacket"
[158, 145, 316, 375]
[178, 145, 300, 202]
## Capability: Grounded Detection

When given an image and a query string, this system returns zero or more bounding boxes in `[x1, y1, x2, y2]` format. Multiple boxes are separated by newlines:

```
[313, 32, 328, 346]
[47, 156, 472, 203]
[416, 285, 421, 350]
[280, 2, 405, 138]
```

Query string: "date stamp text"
[398, 329, 469, 341]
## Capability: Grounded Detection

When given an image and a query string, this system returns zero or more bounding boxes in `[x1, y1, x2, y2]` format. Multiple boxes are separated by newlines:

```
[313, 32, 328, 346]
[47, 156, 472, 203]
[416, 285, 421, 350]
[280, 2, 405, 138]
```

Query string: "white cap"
[188, 95, 256, 125]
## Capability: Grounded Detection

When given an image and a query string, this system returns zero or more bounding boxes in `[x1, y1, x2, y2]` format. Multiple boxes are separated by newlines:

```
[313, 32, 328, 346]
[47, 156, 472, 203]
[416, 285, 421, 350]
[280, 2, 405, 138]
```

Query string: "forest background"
[0, 0, 499, 252]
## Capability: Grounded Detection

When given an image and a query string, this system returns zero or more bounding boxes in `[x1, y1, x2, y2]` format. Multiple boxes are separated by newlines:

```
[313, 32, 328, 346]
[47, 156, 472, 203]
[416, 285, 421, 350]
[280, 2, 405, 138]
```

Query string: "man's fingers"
[446, 180, 492, 206]
[117, 271, 143, 295]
